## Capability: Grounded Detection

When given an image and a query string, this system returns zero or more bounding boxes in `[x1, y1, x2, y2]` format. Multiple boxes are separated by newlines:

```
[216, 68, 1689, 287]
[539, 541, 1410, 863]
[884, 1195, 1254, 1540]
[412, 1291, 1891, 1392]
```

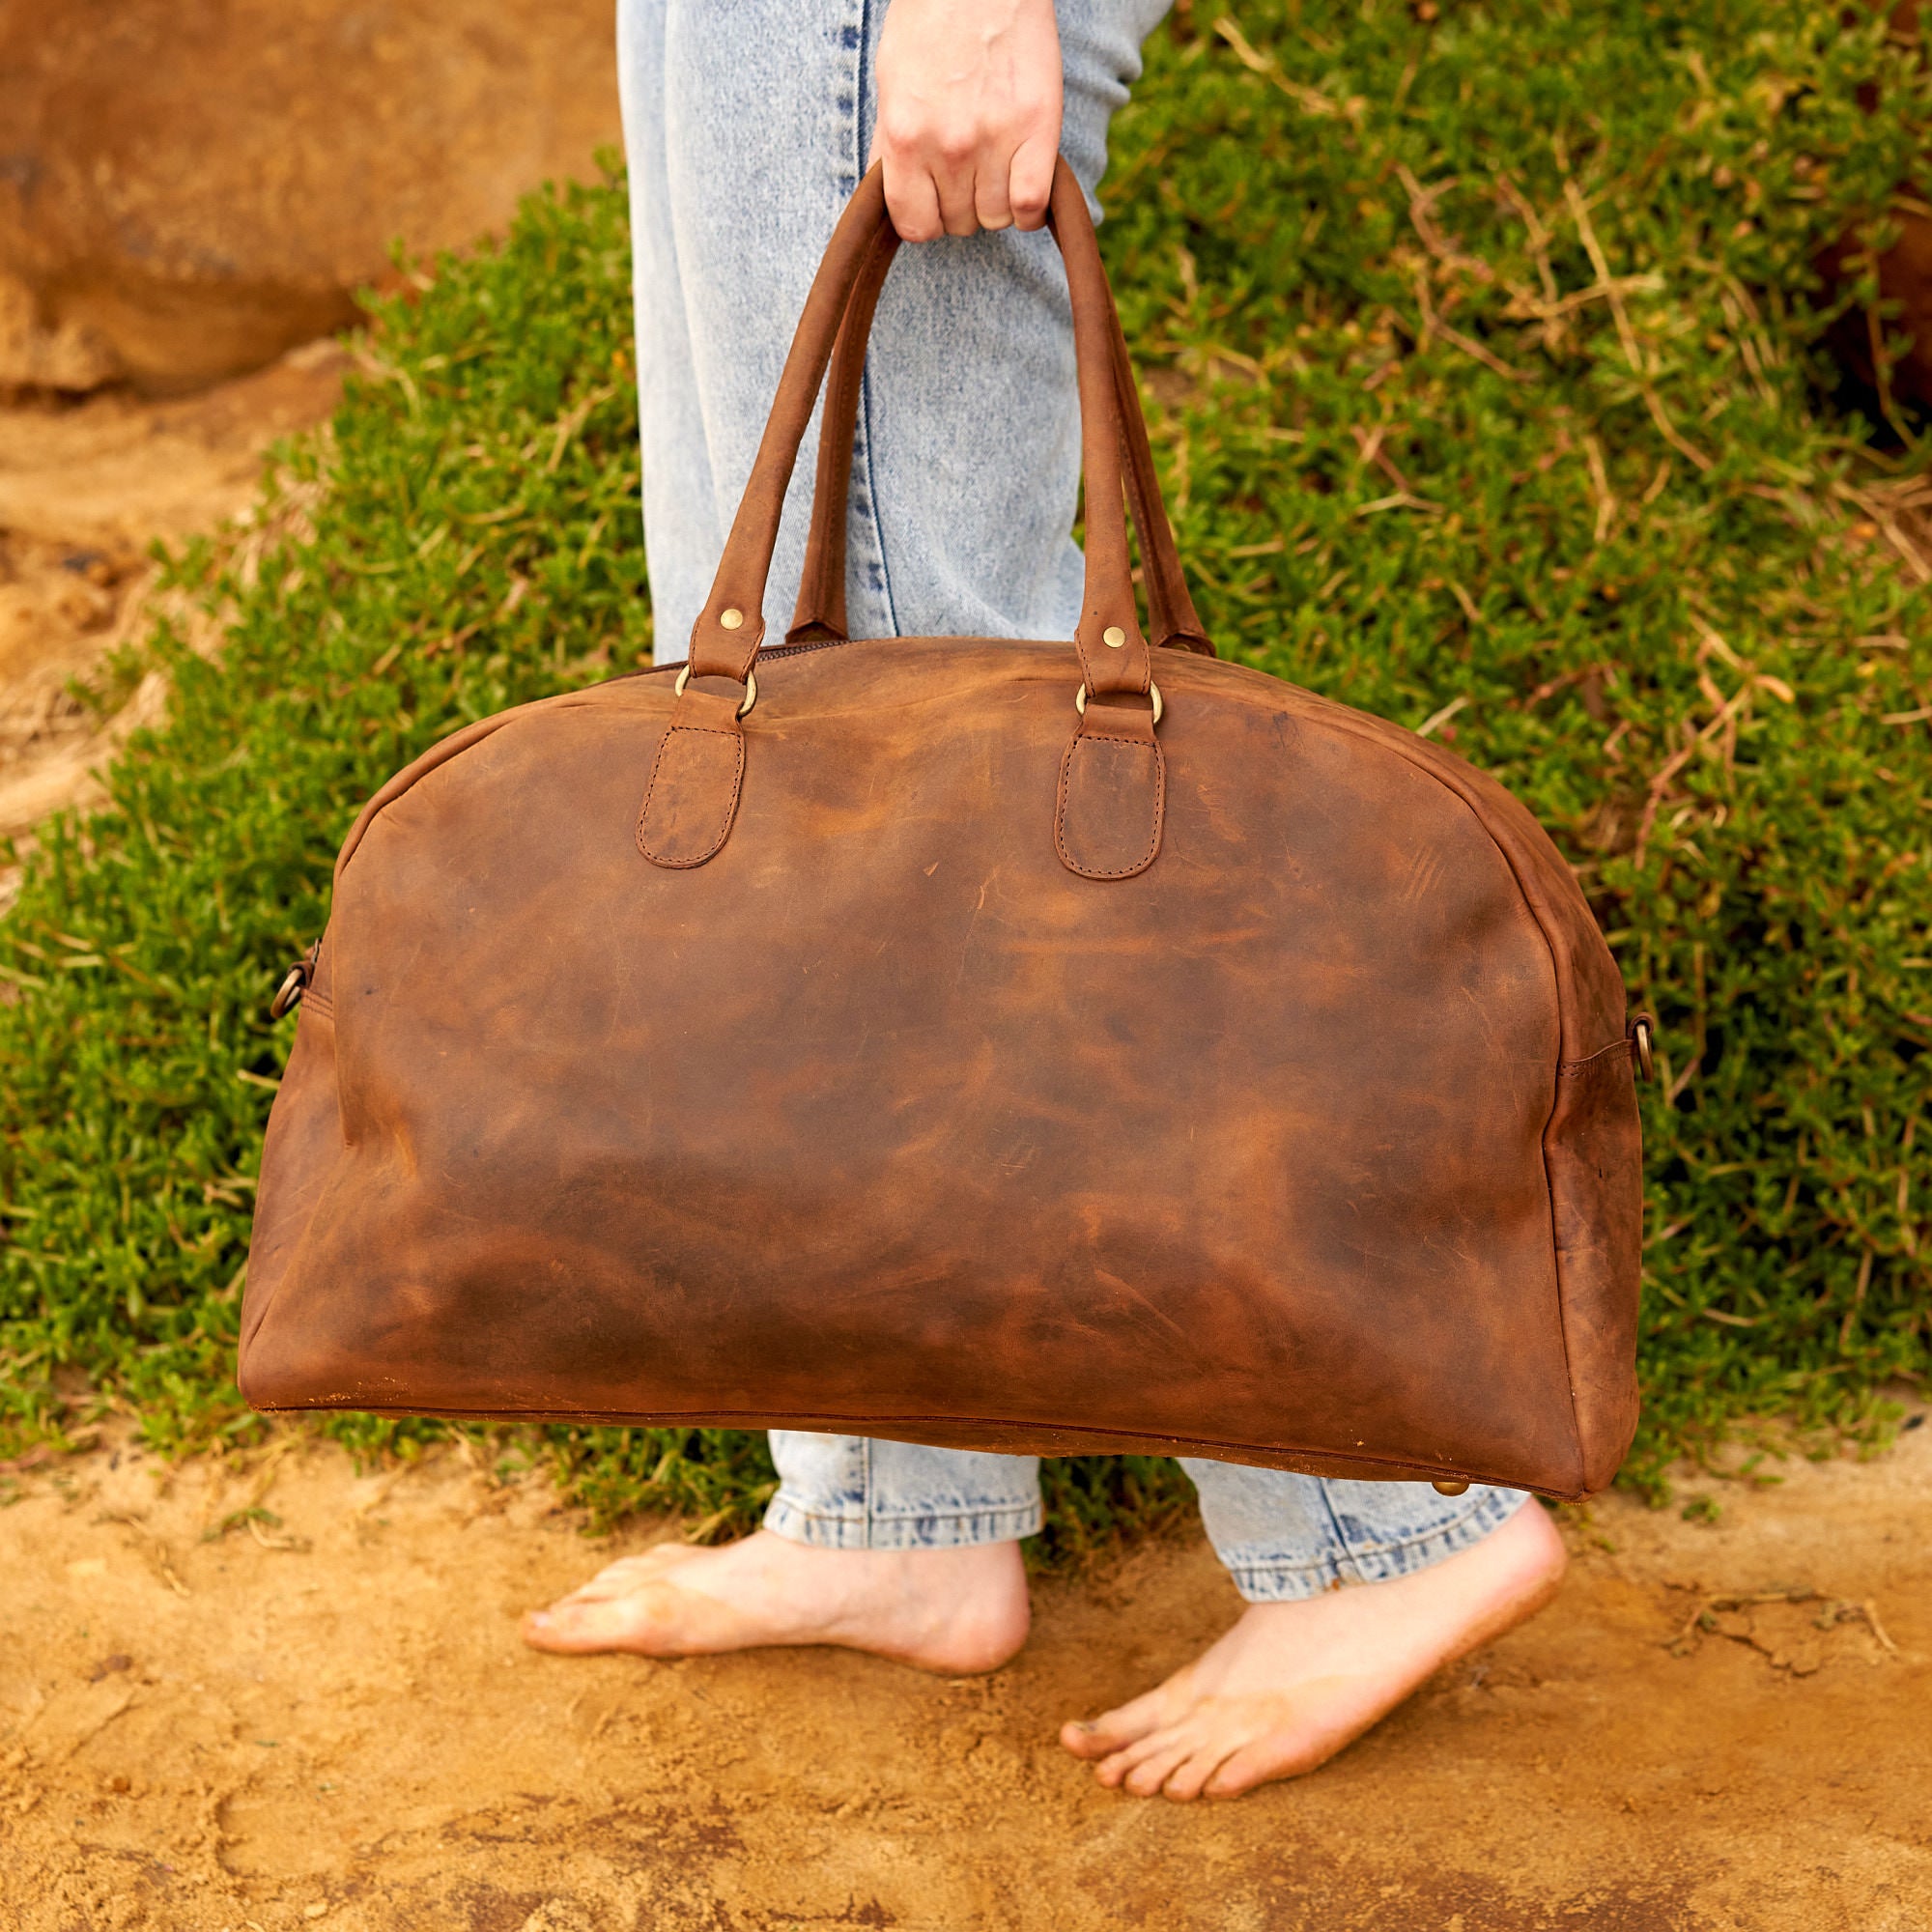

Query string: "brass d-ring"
[269, 964, 307, 1020]
[1074, 681, 1162, 727]
[674, 663, 757, 720]
[1630, 1013, 1656, 1083]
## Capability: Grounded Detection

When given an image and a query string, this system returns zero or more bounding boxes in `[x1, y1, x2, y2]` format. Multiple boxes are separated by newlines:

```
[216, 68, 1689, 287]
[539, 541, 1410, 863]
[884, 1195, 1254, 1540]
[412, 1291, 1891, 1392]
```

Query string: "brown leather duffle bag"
[242, 161, 1646, 1500]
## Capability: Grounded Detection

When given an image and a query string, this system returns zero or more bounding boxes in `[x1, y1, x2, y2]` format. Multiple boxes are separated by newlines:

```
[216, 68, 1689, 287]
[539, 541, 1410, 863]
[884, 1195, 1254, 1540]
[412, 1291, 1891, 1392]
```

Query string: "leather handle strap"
[686, 165, 895, 682]
[1052, 158, 1151, 701]
[789, 205, 1212, 658]
[785, 221, 901, 646]
[688, 159, 1177, 700]
[1094, 267, 1214, 657]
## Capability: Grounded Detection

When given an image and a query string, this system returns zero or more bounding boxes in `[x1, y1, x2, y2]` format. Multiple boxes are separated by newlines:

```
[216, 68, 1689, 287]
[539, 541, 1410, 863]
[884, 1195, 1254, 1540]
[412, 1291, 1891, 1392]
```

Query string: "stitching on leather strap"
[637, 723, 745, 869]
[1053, 734, 1165, 880]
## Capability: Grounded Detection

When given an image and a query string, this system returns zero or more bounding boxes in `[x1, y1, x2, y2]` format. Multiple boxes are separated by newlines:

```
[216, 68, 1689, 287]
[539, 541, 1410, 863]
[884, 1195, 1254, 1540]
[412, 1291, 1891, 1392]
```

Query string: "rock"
[0, 272, 121, 391]
[1819, 1, 1932, 412]
[0, 0, 622, 392]
[1819, 190, 1932, 414]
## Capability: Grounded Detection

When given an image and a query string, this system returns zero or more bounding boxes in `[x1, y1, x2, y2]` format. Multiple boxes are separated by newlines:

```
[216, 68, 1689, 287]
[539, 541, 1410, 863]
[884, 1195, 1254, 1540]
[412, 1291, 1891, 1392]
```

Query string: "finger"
[1009, 130, 1058, 233]
[932, 156, 980, 238]
[885, 161, 944, 244]
[975, 158, 1015, 233]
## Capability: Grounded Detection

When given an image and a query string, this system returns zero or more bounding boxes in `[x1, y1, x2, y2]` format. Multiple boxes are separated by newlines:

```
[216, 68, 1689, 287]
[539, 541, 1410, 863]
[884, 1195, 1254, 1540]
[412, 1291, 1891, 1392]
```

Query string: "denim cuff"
[763, 1492, 1043, 1551]
[1222, 1485, 1530, 1604]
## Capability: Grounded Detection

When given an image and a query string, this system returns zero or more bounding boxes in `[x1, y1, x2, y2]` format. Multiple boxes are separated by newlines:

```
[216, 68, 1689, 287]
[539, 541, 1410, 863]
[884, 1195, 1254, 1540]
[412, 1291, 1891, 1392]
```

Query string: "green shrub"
[2, 0, 1928, 1541]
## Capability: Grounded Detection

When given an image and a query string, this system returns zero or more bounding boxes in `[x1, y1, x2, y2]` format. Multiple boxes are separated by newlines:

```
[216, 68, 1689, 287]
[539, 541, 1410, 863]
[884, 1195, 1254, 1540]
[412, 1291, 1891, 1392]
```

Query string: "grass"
[2, 0, 1929, 1550]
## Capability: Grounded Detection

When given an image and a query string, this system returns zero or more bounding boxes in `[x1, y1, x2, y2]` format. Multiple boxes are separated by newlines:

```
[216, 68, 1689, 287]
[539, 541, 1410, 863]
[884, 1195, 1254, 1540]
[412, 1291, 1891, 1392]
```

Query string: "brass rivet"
[1102, 625, 1126, 648]
[720, 607, 745, 631]
[1432, 1480, 1470, 1497]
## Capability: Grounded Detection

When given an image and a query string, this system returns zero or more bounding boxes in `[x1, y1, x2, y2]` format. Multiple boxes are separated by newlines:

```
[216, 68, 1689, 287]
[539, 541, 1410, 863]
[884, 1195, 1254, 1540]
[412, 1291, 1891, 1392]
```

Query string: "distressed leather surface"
[1545, 1038, 1645, 1493]
[240, 160, 1643, 1499]
[242, 638, 1641, 1497]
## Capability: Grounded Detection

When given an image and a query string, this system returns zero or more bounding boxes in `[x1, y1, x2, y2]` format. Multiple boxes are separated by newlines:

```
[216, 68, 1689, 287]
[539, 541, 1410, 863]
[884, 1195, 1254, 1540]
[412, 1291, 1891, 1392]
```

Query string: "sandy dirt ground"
[0, 342, 344, 874]
[1, 1406, 1926, 1932]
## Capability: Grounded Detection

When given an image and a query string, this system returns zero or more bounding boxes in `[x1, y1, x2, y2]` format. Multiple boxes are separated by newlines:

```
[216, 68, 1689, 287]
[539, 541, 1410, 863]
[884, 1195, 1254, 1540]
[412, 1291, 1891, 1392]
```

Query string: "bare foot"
[521, 1528, 1030, 1674]
[1060, 1498, 1569, 1801]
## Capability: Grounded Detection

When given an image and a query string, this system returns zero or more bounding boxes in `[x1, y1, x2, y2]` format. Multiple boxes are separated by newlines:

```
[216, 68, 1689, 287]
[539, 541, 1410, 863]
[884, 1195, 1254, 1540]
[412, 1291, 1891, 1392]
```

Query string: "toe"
[1203, 1734, 1322, 1799]
[1094, 1722, 1194, 1792]
[522, 1606, 576, 1651]
[1059, 1682, 1175, 1760]
[1159, 1742, 1236, 1804]
[547, 1563, 644, 1607]
[557, 1547, 693, 1604]
[521, 1603, 597, 1652]
[1121, 1736, 1196, 1800]
[522, 1593, 659, 1655]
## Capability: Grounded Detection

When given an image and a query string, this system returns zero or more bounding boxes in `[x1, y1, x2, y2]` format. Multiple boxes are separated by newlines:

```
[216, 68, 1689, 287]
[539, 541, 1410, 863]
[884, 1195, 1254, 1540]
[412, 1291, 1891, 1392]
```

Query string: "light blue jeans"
[616, 0, 1530, 1602]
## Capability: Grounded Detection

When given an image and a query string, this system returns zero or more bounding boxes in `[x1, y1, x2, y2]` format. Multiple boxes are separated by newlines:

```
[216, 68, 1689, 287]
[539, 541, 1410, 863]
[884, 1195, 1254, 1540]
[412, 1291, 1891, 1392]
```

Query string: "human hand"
[872, 0, 1063, 242]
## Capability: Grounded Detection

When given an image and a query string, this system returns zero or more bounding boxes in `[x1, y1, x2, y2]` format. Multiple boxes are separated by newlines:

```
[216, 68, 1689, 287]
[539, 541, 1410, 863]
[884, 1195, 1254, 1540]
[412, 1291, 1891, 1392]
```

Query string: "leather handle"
[687, 159, 1192, 699]
[1094, 270, 1214, 657]
[788, 204, 1212, 658]
[784, 221, 900, 647]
